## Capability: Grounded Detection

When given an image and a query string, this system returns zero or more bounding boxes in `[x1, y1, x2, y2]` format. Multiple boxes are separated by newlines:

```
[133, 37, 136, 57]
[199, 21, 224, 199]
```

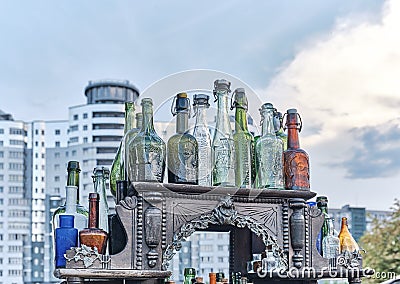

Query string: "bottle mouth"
[67, 161, 81, 172]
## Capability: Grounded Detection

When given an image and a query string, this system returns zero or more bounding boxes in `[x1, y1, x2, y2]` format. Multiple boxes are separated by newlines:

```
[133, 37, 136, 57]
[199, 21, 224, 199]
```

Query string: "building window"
[41, 129, 45, 135]
[55, 141, 60, 147]
[70, 137, 79, 143]
[93, 123, 124, 130]
[83, 125, 88, 131]
[35, 129, 38, 135]
[0, 128, 3, 134]
[93, 135, 122, 142]
[0, 151, 3, 158]
[54, 164, 60, 170]
[83, 137, 88, 143]
[9, 139, 24, 146]
[73, 114, 78, 120]
[9, 151, 23, 159]
[83, 113, 88, 119]
[93, 111, 124, 118]
[97, 147, 118, 154]
[0, 187, 3, 193]
[54, 176, 60, 182]
[55, 152, 60, 158]
[55, 129, 60, 135]
[70, 125, 79, 131]
[72, 150, 77, 156]
[35, 141, 38, 146]
[0, 175, 3, 181]
[0, 163, 3, 169]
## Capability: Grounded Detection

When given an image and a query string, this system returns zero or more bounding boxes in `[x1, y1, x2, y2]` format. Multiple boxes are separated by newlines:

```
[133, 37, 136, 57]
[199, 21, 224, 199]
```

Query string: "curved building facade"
[85, 80, 139, 104]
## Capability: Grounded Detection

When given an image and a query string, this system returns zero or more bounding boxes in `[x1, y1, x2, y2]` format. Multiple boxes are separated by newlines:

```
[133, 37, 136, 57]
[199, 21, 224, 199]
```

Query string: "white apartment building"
[0, 111, 31, 284]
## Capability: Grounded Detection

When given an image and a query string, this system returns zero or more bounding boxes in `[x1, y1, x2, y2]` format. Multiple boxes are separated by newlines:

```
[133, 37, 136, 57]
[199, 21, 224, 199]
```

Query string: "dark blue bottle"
[55, 215, 78, 268]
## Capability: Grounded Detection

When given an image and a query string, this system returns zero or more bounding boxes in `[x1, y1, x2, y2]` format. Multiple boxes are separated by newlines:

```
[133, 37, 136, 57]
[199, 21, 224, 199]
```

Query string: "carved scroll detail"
[162, 195, 288, 270]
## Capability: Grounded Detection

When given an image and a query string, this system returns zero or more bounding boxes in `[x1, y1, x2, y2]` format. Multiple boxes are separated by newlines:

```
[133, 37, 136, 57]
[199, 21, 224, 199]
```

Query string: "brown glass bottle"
[209, 273, 216, 284]
[79, 193, 108, 254]
[338, 217, 359, 253]
[283, 109, 310, 190]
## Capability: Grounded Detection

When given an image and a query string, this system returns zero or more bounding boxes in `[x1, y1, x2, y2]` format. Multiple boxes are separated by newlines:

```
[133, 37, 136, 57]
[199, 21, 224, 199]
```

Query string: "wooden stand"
[54, 182, 373, 283]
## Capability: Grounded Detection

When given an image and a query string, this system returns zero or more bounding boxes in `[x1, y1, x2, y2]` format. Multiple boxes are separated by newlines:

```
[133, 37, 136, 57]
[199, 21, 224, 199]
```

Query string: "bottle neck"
[93, 173, 107, 198]
[88, 198, 99, 229]
[67, 169, 80, 203]
[340, 218, 349, 233]
[235, 106, 249, 133]
[319, 205, 328, 215]
[176, 111, 189, 134]
[124, 103, 136, 134]
[142, 104, 155, 134]
[328, 219, 335, 236]
[194, 105, 208, 127]
[286, 113, 300, 149]
[261, 109, 275, 136]
[215, 91, 231, 134]
[136, 115, 143, 129]
[65, 186, 78, 212]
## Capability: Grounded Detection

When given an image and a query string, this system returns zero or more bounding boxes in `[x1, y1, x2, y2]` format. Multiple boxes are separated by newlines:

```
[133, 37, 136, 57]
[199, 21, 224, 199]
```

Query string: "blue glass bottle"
[55, 215, 78, 268]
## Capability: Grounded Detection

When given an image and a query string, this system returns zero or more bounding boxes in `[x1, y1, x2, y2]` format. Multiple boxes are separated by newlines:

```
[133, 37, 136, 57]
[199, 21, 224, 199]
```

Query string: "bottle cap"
[193, 94, 210, 107]
[89, 192, 99, 201]
[59, 215, 75, 228]
[141, 98, 153, 105]
[184, 268, 196, 275]
[232, 88, 248, 110]
[214, 79, 231, 92]
[175, 93, 190, 112]
[93, 166, 110, 177]
[307, 201, 317, 207]
[260, 103, 274, 110]
[67, 161, 81, 172]
[316, 196, 328, 207]
[287, 108, 297, 114]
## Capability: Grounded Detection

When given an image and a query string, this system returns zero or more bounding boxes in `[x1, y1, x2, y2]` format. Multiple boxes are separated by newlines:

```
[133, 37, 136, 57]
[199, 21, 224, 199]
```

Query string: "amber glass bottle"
[338, 217, 359, 253]
[79, 193, 108, 254]
[283, 109, 310, 190]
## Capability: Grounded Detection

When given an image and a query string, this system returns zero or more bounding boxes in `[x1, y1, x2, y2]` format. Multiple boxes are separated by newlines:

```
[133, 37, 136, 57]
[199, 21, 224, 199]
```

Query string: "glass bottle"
[262, 250, 277, 272]
[183, 268, 196, 284]
[209, 272, 217, 284]
[255, 103, 284, 189]
[322, 217, 340, 268]
[108, 180, 128, 255]
[212, 79, 235, 187]
[63, 186, 88, 232]
[216, 273, 224, 284]
[316, 196, 329, 254]
[192, 94, 212, 186]
[167, 93, 198, 184]
[338, 217, 359, 253]
[110, 101, 136, 197]
[128, 98, 166, 182]
[283, 109, 310, 190]
[232, 88, 253, 188]
[79, 193, 108, 254]
[55, 215, 78, 268]
[92, 166, 110, 233]
[273, 111, 288, 150]
[52, 161, 89, 229]
[124, 112, 143, 180]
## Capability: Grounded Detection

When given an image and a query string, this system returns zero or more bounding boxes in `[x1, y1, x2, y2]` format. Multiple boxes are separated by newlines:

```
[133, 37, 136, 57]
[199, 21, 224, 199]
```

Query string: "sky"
[1, 0, 399, 211]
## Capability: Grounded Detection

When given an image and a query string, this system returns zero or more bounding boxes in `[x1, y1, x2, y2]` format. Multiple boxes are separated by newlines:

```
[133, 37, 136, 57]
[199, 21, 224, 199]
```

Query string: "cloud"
[258, 0, 400, 180]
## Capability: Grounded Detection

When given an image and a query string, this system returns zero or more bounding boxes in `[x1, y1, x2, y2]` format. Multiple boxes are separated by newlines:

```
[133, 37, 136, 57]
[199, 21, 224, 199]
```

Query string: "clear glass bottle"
[273, 110, 288, 150]
[232, 88, 253, 188]
[124, 112, 143, 180]
[167, 93, 198, 184]
[55, 215, 78, 268]
[212, 79, 235, 187]
[262, 250, 277, 272]
[283, 109, 310, 190]
[184, 268, 196, 284]
[316, 196, 329, 254]
[52, 161, 89, 229]
[338, 217, 359, 253]
[92, 166, 110, 233]
[192, 94, 212, 186]
[255, 103, 284, 189]
[322, 217, 340, 268]
[79, 193, 108, 254]
[128, 98, 166, 182]
[110, 102, 136, 197]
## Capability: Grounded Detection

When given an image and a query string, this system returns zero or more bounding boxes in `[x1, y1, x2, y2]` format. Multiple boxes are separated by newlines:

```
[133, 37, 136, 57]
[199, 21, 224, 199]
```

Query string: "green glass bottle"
[184, 268, 196, 284]
[273, 110, 288, 150]
[167, 93, 198, 184]
[316, 196, 329, 254]
[212, 79, 235, 187]
[255, 103, 284, 189]
[232, 88, 253, 188]
[52, 161, 89, 229]
[93, 166, 110, 233]
[128, 98, 166, 182]
[124, 112, 143, 182]
[110, 102, 136, 197]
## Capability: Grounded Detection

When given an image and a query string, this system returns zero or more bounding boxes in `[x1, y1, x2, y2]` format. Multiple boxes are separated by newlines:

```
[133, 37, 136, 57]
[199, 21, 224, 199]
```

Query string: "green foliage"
[359, 199, 400, 283]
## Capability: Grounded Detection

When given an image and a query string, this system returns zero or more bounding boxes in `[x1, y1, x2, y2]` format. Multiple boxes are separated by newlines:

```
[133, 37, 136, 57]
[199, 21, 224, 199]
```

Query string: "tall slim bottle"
[255, 103, 284, 189]
[283, 109, 310, 190]
[110, 102, 136, 197]
[79, 193, 108, 254]
[128, 98, 166, 182]
[52, 161, 89, 229]
[212, 79, 235, 187]
[338, 217, 359, 253]
[322, 217, 340, 268]
[92, 166, 110, 233]
[192, 94, 212, 186]
[316, 196, 329, 254]
[167, 93, 198, 184]
[273, 111, 288, 150]
[124, 112, 143, 180]
[232, 88, 253, 188]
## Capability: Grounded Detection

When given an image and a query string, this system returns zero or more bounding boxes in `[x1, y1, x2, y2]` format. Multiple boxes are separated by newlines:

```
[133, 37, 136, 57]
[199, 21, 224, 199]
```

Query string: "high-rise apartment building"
[0, 111, 31, 284]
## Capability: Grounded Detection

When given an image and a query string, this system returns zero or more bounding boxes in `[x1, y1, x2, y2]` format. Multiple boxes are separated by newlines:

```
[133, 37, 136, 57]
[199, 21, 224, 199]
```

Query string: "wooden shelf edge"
[54, 268, 172, 279]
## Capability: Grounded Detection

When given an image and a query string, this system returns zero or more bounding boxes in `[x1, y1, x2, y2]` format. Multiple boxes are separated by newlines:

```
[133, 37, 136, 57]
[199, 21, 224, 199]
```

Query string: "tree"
[359, 199, 400, 283]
